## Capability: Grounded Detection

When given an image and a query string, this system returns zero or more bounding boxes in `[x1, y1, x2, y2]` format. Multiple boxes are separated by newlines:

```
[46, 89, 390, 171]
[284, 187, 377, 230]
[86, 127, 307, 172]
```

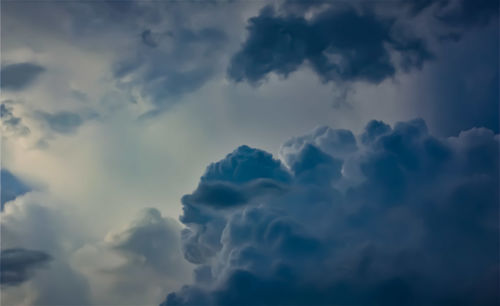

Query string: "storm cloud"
[164, 118, 499, 305]
[228, 4, 431, 85]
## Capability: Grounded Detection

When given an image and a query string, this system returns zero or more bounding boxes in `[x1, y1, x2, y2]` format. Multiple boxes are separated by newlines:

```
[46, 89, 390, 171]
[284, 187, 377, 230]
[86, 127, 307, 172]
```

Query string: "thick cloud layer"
[0, 248, 52, 286]
[228, 4, 431, 85]
[164, 118, 499, 305]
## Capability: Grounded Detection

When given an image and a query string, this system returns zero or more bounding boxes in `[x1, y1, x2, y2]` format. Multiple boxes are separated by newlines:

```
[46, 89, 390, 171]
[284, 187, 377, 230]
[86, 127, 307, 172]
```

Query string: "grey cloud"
[115, 25, 227, 116]
[0, 63, 45, 91]
[1, 169, 31, 210]
[38, 111, 84, 134]
[109, 208, 191, 278]
[1, 103, 30, 136]
[228, 4, 432, 86]
[163, 118, 499, 305]
[1, 196, 91, 305]
[0, 248, 52, 286]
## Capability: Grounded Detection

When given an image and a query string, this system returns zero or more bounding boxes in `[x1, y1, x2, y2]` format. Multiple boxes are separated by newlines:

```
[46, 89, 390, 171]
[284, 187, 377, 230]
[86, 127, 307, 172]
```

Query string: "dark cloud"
[141, 29, 159, 48]
[415, 21, 499, 135]
[201, 145, 291, 184]
[228, 5, 431, 85]
[0, 63, 45, 91]
[0, 248, 51, 286]
[432, 0, 498, 28]
[1, 170, 31, 210]
[38, 111, 84, 134]
[163, 118, 499, 305]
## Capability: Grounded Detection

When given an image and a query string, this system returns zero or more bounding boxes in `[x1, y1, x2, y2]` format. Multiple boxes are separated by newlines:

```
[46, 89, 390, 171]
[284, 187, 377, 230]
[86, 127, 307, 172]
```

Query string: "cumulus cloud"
[163, 118, 499, 305]
[0, 63, 45, 91]
[0, 248, 52, 286]
[228, 4, 432, 85]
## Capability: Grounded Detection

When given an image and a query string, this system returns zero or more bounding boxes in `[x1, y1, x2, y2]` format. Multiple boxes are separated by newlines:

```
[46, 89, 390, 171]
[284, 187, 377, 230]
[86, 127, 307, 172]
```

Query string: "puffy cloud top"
[163, 118, 499, 305]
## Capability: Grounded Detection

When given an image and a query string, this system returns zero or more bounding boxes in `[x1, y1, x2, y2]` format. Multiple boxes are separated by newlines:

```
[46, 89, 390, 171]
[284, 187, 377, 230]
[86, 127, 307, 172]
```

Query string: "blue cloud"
[228, 5, 431, 85]
[0, 63, 45, 91]
[201, 145, 291, 184]
[38, 111, 84, 134]
[1, 170, 31, 210]
[0, 248, 51, 286]
[163, 118, 499, 305]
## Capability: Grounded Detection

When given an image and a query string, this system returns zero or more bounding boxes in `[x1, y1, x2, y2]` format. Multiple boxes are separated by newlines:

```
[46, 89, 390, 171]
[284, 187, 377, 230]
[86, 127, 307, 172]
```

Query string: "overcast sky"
[1, 1, 499, 305]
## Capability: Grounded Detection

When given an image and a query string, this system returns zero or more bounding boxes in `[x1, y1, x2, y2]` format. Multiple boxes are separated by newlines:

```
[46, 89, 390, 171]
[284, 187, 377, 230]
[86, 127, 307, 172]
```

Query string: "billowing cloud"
[0, 248, 52, 286]
[0, 63, 45, 91]
[228, 4, 431, 85]
[163, 118, 499, 305]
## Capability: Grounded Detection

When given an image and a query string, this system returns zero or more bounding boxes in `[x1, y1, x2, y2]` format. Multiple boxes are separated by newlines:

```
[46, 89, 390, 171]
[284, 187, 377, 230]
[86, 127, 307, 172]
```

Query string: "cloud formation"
[1, 193, 92, 305]
[228, 4, 431, 85]
[109, 208, 192, 279]
[164, 118, 499, 305]
[37, 111, 84, 135]
[0, 63, 45, 91]
[1, 102, 30, 137]
[0, 248, 52, 286]
[112, 7, 228, 116]
[1, 170, 31, 211]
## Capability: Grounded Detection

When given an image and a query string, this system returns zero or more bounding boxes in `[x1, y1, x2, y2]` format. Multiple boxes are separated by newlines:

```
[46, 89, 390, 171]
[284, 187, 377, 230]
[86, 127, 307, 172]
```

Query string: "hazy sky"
[1, 1, 498, 305]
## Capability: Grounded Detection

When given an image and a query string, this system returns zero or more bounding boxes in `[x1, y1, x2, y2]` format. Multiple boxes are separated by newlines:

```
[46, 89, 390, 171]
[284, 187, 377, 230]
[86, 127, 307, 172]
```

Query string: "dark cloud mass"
[0, 248, 51, 286]
[163, 118, 499, 305]
[228, 5, 432, 85]
[0, 63, 45, 91]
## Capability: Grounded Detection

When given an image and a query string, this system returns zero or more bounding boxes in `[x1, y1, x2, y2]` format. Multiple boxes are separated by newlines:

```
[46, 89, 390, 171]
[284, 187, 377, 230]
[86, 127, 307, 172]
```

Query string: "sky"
[0, 0, 499, 305]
